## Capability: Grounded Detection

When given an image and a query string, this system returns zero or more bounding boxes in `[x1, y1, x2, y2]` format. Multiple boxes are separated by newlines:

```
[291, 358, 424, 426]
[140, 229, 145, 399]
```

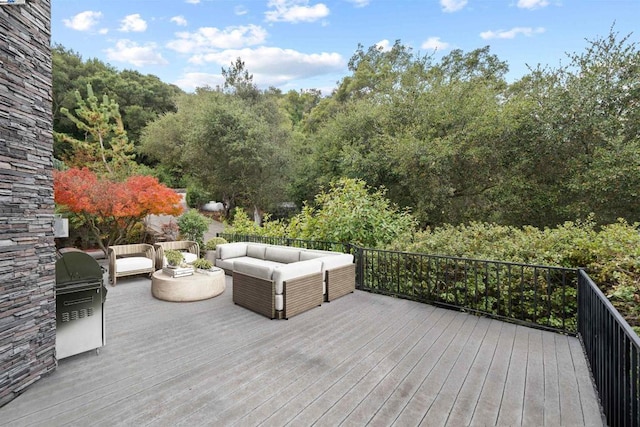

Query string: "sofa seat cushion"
[116, 256, 153, 273]
[233, 261, 276, 281]
[272, 259, 322, 295]
[218, 256, 283, 272]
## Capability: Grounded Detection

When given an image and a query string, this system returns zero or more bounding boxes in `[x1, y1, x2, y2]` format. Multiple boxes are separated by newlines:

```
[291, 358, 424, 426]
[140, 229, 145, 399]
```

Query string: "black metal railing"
[578, 269, 640, 426]
[358, 247, 578, 334]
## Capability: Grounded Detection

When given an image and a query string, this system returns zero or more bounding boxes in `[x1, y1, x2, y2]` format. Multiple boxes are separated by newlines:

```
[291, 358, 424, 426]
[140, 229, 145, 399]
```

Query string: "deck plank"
[0, 274, 604, 427]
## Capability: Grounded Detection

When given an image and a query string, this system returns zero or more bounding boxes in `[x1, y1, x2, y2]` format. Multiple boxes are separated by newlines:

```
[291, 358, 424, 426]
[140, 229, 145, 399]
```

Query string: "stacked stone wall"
[0, 0, 56, 406]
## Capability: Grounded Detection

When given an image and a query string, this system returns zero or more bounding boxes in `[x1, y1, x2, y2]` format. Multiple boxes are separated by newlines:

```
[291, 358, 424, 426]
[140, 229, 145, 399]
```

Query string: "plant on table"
[165, 249, 184, 267]
[192, 258, 213, 270]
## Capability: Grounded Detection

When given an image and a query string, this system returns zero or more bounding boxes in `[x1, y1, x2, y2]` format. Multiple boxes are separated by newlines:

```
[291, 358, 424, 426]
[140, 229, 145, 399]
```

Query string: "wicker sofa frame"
[108, 244, 156, 286]
[325, 263, 356, 302]
[153, 240, 199, 269]
[232, 270, 323, 319]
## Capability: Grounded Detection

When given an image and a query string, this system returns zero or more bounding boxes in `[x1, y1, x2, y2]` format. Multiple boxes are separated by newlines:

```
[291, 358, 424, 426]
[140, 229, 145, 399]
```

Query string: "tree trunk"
[253, 205, 263, 226]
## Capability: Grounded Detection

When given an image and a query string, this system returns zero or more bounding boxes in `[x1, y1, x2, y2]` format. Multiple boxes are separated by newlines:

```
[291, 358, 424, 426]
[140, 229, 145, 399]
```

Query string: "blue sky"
[52, 0, 639, 95]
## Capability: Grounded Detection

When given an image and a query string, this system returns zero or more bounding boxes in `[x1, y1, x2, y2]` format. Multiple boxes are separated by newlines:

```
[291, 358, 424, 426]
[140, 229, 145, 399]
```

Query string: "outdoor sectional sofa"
[215, 242, 355, 319]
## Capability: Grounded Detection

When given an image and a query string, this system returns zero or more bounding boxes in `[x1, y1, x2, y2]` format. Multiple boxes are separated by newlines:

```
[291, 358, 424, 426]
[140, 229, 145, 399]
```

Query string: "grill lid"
[56, 251, 103, 287]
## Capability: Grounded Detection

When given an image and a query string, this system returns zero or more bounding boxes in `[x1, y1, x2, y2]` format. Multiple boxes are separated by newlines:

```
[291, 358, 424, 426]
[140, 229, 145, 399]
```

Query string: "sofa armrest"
[325, 263, 356, 302]
[232, 271, 276, 319]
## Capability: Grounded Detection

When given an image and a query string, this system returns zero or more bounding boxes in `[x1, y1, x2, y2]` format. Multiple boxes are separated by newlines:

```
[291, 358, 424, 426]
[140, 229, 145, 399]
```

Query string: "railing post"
[354, 245, 364, 290]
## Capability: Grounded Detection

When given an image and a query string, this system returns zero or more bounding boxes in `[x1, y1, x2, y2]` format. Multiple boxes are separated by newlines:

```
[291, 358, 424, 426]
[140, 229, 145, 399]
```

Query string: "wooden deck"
[1, 274, 604, 426]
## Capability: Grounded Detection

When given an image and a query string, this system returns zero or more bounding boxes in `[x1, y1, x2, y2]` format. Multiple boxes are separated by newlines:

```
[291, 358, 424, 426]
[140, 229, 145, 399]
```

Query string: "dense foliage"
[398, 218, 640, 332]
[226, 178, 416, 248]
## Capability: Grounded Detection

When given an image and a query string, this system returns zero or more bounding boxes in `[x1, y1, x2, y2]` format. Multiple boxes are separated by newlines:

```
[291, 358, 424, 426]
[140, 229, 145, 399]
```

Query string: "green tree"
[288, 178, 416, 248]
[56, 83, 136, 178]
[141, 85, 293, 222]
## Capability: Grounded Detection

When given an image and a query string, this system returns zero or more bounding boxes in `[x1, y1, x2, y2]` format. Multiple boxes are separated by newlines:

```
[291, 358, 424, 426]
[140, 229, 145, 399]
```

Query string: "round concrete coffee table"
[151, 269, 225, 302]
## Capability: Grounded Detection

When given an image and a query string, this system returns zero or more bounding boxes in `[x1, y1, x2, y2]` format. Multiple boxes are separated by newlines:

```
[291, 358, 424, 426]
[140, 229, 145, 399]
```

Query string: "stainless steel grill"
[55, 250, 107, 359]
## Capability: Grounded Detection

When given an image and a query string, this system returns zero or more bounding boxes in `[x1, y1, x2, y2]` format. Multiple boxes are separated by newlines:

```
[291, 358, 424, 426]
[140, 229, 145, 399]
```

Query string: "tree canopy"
[53, 27, 640, 229]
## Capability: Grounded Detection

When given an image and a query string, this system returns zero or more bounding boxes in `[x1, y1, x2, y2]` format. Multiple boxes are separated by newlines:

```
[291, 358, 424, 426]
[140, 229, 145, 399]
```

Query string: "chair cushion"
[116, 257, 153, 273]
[163, 252, 198, 267]
[182, 252, 198, 264]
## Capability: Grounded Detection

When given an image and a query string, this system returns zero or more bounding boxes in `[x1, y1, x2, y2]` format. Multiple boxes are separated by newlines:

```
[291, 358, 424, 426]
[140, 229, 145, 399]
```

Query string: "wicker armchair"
[153, 241, 200, 269]
[108, 244, 156, 286]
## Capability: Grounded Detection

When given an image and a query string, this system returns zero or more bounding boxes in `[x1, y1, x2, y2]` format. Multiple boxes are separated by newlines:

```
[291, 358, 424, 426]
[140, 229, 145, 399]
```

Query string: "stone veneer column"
[0, 0, 56, 406]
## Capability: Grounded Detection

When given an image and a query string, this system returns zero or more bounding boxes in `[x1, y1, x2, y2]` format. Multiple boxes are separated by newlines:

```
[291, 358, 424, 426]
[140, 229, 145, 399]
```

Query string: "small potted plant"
[192, 258, 218, 275]
[204, 237, 228, 263]
[164, 249, 184, 268]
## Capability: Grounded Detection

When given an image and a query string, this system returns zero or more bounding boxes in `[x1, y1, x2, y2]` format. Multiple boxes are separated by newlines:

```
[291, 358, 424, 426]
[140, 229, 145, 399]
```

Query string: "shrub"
[204, 237, 228, 251]
[226, 209, 288, 237]
[177, 209, 211, 248]
[288, 178, 416, 248]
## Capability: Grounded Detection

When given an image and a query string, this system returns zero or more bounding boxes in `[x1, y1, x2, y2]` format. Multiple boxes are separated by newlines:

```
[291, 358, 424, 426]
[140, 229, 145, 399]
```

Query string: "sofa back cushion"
[233, 260, 275, 281]
[246, 244, 267, 259]
[300, 249, 339, 261]
[265, 246, 301, 264]
[217, 242, 248, 260]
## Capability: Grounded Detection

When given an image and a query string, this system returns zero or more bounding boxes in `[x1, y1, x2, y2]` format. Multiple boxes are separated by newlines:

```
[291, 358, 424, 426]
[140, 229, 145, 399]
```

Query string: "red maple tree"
[54, 168, 184, 254]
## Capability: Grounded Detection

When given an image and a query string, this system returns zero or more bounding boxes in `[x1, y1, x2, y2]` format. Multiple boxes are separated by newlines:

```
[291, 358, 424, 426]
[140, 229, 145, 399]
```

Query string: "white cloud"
[167, 25, 268, 53]
[265, 0, 330, 23]
[480, 26, 546, 40]
[105, 40, 168, 67]
[440, 0, 467, 12]
[185, 0, 200, 4]
[98, 28, 109, 35]
[375, 40, 391, 52]
[174, 72, 225, 91]
[170, 16, 188, 26]
[186, 46, 344, 86]
[517, 0, 550, 9]
[421, 36, 450, 51]
[348, 0, 370, 7]
[235, 5, 249, 16]
[119, 14, 147, 32]
[63, 11, 102, 31]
